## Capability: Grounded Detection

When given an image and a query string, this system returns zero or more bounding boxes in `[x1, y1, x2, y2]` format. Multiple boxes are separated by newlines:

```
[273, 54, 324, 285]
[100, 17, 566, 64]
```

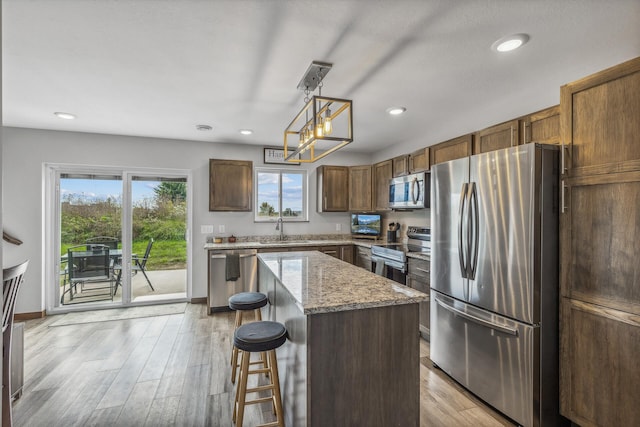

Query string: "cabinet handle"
[561, 142, 568, 175]
[324, 250, 338, 255]
[416, 267, 430, 274]
[561, 180, 568, 214]
[522, 121, 528, 143]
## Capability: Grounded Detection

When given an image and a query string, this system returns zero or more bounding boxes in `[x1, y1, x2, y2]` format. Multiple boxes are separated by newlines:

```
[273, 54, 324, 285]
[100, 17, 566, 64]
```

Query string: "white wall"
[2, 127, 371, 314]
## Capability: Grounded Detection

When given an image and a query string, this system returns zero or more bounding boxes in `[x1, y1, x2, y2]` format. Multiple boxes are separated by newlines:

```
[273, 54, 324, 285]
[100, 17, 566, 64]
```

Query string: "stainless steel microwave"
[389, 172, 430, 209]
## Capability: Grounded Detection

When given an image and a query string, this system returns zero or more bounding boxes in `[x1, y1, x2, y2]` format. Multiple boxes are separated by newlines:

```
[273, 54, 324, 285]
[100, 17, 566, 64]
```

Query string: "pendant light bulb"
[324, 108, 333, 135]
[315, 117, 324, 138]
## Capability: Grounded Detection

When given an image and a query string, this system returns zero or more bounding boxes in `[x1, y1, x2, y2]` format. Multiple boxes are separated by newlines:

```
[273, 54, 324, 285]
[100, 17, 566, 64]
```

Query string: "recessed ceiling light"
[196, 125, 213, 131]
[386, 107, 406, 116]
[492, 34, 530, 52]
[54, 112, 76, 120]
[239, 129, 253, 135]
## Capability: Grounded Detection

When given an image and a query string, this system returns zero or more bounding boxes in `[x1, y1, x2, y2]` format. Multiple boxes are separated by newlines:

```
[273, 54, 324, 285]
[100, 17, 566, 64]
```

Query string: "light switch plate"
[336, 223, 342, 231]
[201, 225, 214, 234]
[218, 225, 225, 233]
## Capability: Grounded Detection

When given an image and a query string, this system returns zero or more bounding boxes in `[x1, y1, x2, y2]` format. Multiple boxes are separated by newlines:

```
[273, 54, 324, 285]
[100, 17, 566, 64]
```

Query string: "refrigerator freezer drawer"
[431, 292, 538, 427]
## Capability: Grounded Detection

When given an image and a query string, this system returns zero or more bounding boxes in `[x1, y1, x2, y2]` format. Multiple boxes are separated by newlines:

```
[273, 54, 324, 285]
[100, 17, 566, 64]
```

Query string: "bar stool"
[233, 321, 286, 427]
[229, 292, 269, 384]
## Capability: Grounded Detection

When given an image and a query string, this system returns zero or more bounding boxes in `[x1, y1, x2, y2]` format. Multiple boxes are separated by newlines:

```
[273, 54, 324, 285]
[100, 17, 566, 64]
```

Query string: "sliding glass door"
[129, 175, 187, 302]
[48, 165, 190, 311]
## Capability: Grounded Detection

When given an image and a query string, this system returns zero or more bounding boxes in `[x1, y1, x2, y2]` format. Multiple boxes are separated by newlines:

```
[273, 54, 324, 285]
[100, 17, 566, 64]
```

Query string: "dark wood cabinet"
[474, 119, 520, 154]
[319, 245, 354, 264]
[392, 155, 409, 177]
[209, 159, 252, 211]
[349, 165, 373, 212]
[373, 160, 393, 211]
[408, 147, 430, 173]
[407, 257, 430, 339]
[521, 105, 560, 145]
[559, 56, 640, 427]
[429, 134, 473, 165]
[354, 245, 372, 271]
[317, 165, 349, 212]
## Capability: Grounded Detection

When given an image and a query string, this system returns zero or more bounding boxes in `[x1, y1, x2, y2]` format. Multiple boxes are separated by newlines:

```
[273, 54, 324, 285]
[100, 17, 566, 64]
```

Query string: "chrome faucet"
[275, 217, 284, 241]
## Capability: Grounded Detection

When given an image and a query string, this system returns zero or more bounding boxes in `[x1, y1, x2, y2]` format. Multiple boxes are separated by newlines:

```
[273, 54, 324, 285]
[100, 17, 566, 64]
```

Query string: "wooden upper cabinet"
[474, 119, 520, 154]
[349, 165, 373, 212]
[317, 165, 349, 212]
[430, 134, 474, 165]
[209, 159, 252, 211]
[392, 155, 409, 177]
[521, 105, 560, 145]
[561, 57, 640, 176]
[409, 147, 430, 173]
[373, 160, 393, 211]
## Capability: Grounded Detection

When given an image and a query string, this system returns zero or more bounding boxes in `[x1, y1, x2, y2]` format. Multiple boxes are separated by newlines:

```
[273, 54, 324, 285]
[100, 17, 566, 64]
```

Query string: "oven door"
[371, 255, 406, 285]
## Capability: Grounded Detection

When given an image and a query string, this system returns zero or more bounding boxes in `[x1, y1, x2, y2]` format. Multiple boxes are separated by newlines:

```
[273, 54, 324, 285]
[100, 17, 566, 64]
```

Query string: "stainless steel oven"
[371, 226, 431, 285]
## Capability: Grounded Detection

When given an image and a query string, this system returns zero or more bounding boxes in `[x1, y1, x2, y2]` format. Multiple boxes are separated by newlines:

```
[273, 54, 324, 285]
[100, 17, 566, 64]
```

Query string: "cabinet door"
[349, 165, 373, 212]
[209, 159, 252, 211]
[355, 246, 372, 271]
[474, 119, 520, 154]
[429, 134, 473, 165]
[522, 105, 560, 145]
[373, 160, 393, 211]
[560, 297, 640, 426]
[408, 258, 430, 337]
[561, 58, 640, 176]
[339, 245, 354, 264]
[392, 155, 409, 177]
[319, 246, 339, 258]
[409, 147, 430, 173]
[317, 166, 349, 212]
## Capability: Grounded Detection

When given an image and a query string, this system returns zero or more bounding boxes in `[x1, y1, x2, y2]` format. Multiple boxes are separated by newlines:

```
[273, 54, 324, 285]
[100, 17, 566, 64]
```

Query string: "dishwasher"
[208, 248, 258, 313]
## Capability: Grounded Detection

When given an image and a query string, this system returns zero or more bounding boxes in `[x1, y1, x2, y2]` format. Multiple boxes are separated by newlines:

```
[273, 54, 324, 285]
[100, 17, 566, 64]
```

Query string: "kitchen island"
[258, 250, 427, 427]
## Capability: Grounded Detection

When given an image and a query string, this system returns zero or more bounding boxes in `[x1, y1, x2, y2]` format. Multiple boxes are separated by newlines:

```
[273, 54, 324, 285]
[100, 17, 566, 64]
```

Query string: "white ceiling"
[3, 0, 640, 155]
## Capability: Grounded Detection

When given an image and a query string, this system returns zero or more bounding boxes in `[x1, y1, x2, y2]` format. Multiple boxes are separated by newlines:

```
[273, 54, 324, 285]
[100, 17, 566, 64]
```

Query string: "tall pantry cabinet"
[559, 56, 640, 427]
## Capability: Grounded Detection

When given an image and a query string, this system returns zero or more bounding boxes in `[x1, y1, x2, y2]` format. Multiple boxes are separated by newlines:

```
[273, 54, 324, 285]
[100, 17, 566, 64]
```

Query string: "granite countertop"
[258, 251, 428, 315]
[204, 238, 377, 250]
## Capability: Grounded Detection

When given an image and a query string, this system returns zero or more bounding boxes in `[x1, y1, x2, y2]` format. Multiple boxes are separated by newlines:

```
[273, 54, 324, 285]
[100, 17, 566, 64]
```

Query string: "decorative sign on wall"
[264, 147, 300, 165]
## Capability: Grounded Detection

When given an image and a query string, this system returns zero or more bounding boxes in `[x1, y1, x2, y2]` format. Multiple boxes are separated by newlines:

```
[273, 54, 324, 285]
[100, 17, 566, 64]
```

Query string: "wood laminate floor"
[12, 303, 515, 426]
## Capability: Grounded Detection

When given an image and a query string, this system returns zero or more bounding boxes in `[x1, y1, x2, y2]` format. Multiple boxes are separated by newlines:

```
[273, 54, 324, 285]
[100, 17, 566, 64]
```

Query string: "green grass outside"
[61, 239, 187, 270]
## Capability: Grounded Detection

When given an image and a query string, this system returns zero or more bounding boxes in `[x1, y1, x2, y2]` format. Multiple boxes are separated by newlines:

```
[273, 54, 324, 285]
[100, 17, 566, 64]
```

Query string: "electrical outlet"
[336, 223, 342, 231]
[201, 225, 214, 234]
[218, 225, 225, 233]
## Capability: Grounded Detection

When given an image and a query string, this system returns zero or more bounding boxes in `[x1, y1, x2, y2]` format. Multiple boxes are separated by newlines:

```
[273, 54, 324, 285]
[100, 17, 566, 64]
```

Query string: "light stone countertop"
[203, 238, 376, 250]
[258, 251, 428, 315]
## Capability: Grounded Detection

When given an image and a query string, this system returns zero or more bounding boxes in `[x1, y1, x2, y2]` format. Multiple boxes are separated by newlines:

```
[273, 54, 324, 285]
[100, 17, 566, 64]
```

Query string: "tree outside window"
[255, 168, 307, 221]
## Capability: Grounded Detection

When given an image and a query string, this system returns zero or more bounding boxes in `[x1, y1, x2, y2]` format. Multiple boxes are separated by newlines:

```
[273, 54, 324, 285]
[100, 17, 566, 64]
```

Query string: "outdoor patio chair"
[114, 238, 155, 292]
[86, 236, 118, 250]
[61, 245, 114, 304]
[3, 259, 29, 427]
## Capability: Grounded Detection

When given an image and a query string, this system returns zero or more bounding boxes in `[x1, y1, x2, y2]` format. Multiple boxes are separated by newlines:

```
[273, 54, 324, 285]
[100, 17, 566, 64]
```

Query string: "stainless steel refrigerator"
[430, 143, 561, 427]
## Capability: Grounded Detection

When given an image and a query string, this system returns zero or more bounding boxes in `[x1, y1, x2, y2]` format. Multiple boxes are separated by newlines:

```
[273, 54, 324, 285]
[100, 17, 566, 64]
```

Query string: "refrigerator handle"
[435, 294, 519, 337]
[458, 183, 468, 279]
[468, 182, 479, 280]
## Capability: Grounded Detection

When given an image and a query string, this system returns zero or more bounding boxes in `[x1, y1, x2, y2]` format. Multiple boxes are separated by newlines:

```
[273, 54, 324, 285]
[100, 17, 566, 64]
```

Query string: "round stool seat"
[234, 321, 287, 353]
[229, 292, 268, 311]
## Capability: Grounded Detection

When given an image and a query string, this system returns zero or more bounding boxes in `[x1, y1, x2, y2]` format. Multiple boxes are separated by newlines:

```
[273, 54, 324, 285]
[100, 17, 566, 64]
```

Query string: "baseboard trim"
[15, 310, 46, 321]
[190, 297, 207, 304]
